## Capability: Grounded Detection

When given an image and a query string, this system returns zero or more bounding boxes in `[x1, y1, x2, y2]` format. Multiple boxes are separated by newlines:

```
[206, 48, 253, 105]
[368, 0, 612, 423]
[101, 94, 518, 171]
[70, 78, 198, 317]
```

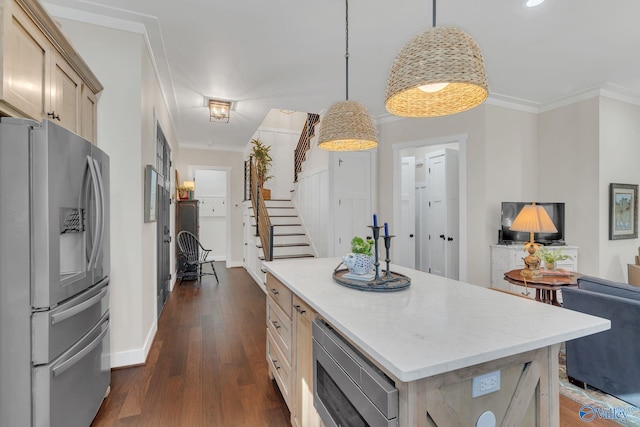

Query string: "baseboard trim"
[109, 320, 158, 368]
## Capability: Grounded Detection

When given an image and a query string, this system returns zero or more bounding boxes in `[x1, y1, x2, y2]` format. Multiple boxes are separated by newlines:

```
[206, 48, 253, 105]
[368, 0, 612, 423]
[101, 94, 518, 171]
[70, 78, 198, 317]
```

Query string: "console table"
[504, 269, 582, 306]
[491, 245, 578, 295]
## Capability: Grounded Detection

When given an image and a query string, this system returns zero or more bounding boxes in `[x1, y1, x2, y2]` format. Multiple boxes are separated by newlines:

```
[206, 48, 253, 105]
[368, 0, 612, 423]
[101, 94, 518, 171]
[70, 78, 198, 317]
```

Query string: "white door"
[415, 183, 429, 272]
[333, 152, 372, 256]
[427, 149, 459, 279]
[194, 169, 227, 261]
[398, 157, 416, 268]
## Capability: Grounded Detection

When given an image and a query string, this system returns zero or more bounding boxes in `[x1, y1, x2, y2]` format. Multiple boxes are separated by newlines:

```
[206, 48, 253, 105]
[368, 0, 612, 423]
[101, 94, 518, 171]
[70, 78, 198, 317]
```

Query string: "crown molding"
[374, 83, 640, 123]
[43, 1, 181, 138]
[178, 142, 245, 152]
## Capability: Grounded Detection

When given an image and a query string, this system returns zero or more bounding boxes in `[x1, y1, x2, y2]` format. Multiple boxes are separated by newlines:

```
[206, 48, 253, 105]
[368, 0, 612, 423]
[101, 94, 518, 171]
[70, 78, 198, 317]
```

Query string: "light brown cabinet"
[266, 273, 293, 407]
[266, 273, 322, 427]
[292, 295, 322, 427]
[50, 52, 82, 132]
[0, 0, 102, 142]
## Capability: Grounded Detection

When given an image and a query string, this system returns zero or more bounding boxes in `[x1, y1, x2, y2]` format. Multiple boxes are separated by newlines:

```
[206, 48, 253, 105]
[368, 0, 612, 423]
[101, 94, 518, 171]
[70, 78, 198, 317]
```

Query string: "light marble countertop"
[264, 257, 610, 382]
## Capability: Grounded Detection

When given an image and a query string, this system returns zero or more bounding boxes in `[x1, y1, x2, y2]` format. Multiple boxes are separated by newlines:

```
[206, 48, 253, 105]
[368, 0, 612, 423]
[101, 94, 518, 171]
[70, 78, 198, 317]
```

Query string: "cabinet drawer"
[267, 297, 292, 364]
[266, 273, 292, 318]
[267, 328, 291, 407]
[293, 295, 315, 323]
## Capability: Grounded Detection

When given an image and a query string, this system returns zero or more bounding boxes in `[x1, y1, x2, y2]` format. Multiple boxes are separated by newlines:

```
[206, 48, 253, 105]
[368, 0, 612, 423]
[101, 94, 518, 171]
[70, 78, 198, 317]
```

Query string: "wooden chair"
[176, 231, 219, 286]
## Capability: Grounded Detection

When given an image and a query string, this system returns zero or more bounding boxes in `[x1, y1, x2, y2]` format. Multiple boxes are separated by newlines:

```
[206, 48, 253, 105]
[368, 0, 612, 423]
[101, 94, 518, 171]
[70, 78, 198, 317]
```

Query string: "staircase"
[252, 199, 315, 262]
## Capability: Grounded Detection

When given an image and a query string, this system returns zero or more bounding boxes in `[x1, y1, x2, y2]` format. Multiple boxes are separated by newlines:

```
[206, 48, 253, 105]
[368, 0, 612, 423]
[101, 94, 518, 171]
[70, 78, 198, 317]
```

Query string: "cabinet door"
[80, 85, 97, 143]
[50, 53, 81, 133]
[2, 3, 50, 120]
[292, 296, 321, 427]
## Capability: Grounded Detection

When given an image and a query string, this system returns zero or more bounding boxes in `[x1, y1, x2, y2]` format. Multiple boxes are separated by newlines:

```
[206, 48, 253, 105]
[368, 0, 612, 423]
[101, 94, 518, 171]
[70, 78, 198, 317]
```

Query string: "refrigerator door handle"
[51, 286, 108, 325]
[93, 158, 106, 269]
[52, 313, 109, 378]
[86, 156, 102, 270]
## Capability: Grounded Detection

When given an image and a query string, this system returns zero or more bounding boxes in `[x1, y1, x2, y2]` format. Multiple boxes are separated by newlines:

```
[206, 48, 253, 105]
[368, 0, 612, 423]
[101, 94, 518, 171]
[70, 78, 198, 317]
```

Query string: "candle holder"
[368, 225, 384, 282]
[383, 235, 395, 278]
[332, 222, 411, 292]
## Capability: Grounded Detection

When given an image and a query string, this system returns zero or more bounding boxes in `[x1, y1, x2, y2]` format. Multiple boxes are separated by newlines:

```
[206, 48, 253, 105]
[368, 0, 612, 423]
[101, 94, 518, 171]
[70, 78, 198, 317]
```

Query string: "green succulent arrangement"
[350, 236, 374, 256]
[536, 248, 572, 264]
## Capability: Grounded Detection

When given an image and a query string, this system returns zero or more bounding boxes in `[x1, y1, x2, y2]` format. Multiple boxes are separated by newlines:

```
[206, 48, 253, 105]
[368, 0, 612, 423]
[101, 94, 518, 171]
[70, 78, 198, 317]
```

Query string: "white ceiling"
[43, 0, 640, 150]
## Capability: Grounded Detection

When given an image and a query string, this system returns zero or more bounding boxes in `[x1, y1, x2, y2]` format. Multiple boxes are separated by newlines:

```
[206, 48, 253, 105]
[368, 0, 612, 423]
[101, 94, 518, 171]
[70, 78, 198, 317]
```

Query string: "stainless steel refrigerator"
[0, 118, 110, 427]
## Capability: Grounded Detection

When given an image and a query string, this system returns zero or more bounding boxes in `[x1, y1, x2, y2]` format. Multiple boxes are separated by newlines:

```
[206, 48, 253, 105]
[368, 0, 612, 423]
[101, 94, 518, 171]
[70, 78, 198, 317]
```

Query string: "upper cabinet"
[0, 0, 102, 143]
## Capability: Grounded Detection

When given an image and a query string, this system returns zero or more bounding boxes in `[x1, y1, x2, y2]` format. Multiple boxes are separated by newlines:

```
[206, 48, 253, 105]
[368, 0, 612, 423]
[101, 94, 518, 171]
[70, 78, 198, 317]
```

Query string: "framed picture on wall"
[609, 183, 638, 240]
[144, 164, 158, 223]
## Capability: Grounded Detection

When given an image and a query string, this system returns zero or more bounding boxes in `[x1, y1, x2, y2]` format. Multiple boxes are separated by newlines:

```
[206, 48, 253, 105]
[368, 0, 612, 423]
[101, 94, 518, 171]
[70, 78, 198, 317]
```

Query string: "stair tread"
[256, 243, 310, 248]
[251, 214, 298, 218]
[259, 254, 315, 260]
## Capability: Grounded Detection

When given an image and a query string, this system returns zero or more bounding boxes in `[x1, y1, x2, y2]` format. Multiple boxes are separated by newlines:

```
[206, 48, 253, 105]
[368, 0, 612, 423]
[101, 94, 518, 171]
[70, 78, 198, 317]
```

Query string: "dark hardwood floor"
[92, 264, 614, 426]
[92, 264, 290, 427]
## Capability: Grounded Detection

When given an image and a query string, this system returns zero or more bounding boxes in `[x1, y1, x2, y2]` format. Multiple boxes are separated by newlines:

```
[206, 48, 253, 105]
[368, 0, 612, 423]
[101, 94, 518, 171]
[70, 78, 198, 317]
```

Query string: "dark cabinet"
[176, 200, 199, 280]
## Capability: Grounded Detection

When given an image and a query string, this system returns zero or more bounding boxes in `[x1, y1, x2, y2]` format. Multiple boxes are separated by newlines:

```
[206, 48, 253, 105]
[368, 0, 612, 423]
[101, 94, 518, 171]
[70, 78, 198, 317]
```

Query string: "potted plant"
[250, 138, 273, 200]
[536, 247, 572, 270]
[342, 236, 375, 275]
[177, 185, 190, 200]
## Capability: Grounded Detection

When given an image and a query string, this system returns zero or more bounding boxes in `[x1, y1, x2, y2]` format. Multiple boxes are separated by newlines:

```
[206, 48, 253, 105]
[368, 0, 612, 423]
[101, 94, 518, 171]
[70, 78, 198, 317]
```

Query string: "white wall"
[58, 19, 178, 367]
[599, 97, 640, 280]
[295, 167, 330, 257]
[378, 104, 539, 286]
[253, 128, 299, 200]
[538, 98, 600, 276]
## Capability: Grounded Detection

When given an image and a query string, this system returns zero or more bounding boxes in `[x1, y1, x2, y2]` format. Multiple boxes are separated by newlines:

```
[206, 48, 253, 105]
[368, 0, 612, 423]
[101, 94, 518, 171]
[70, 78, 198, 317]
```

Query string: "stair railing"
[249, 158, 274, 261]
[244, 157, 252, 201]
[294, 113, 321, 183]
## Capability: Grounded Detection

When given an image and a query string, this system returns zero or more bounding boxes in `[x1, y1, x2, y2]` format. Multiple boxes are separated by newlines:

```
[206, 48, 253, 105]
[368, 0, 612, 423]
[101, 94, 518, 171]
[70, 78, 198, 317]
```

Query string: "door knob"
[448, 237, 453, 241]
[439, 234, 445, 240]
[409, 234, 414, 238]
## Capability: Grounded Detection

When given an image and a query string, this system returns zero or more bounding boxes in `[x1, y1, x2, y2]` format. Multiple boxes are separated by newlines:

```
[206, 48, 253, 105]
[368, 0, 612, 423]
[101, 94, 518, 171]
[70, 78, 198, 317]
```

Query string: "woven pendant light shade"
[385, 26, 488, 118]
[317, 100, 378, 151]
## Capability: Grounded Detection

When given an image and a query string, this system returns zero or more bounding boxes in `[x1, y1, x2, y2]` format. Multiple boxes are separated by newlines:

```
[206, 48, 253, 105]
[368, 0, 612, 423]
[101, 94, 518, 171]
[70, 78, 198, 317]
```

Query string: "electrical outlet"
[472, 370, 501, 398]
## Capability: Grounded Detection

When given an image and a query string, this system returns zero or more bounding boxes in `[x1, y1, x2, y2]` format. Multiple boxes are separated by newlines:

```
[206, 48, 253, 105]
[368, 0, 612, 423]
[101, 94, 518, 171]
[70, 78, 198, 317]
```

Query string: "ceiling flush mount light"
[208, 99, 231, 123]
[317, 0, 377, 151]
[385, 0, 488, 118]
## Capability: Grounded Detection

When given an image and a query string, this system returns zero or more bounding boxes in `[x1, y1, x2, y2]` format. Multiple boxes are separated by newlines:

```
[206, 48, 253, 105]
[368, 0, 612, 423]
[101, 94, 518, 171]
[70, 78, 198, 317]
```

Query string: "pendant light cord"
[432, 0, 437, 27]
[345, 0, 350, 100]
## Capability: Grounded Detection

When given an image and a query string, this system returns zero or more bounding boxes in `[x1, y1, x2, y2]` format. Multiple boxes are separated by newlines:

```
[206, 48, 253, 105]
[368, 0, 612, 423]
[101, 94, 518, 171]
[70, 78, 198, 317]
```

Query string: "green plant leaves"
[350, 236, 374, 255]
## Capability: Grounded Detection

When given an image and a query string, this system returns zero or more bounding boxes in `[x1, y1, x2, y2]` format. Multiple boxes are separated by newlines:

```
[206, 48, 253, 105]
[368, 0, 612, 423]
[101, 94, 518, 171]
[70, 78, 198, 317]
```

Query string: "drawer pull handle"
[270, 288, 279, 295]
[272, 359, 281, 370]
[271, 320, 281, 329]
[294, 304, 306, 314]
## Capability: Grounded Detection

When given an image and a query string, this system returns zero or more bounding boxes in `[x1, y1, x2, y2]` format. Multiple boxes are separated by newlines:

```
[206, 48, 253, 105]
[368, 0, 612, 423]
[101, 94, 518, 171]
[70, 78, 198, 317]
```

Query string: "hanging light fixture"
[317, 0, 378, 151]
[385, 0, 488, 117]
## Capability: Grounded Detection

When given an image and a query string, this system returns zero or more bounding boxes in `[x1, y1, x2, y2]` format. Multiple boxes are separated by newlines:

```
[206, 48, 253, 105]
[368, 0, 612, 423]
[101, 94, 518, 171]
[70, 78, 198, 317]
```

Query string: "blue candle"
[373, 214, 378, 227]
[384, 222, 389, 236]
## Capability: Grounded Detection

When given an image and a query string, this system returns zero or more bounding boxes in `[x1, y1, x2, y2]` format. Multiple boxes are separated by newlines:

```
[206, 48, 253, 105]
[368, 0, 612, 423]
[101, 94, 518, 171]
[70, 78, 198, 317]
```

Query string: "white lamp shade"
[509, 204, 558, 233]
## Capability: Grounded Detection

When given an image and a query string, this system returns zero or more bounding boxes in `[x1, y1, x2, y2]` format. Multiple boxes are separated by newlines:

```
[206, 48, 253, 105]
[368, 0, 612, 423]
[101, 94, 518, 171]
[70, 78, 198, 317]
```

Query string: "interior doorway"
[187, 165, 232, 265]
[393, 134, 468, 281]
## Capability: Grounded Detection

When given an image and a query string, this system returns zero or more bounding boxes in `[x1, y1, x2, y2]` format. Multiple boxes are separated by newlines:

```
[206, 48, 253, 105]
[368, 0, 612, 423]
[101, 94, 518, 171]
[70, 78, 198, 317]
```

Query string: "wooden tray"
[332, 267, 411, 292]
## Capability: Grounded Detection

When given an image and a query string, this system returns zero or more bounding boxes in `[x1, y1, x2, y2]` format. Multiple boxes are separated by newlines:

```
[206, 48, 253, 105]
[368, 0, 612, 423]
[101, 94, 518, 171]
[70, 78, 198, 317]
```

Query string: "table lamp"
[509, 202, 558, 278]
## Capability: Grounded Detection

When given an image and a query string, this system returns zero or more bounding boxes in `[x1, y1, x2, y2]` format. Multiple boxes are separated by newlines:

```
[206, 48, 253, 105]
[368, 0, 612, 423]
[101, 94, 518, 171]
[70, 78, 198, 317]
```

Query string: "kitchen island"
[264, 257, 610, 427]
